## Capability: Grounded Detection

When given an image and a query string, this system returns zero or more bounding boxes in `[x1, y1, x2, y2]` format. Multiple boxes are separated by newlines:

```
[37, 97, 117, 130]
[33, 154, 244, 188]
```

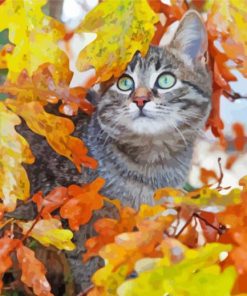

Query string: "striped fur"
[87, 12, 212, 208]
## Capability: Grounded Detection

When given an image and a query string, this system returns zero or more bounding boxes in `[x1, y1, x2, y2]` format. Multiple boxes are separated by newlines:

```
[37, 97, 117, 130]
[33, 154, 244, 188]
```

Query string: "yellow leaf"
[91, 264, 129, 296]
[0, 0, 97, 172]
[137, 204, 167, 219]
[18, 218, 75, 251]
[0, 102, 34, 211]
[0, 0, 69, 83]
[7, 100, 97, 172]
[76, 0, 158, 81]
[154, 187, 183, 200]
[155, 186, 242, 210]
[117, 243, 236, 296]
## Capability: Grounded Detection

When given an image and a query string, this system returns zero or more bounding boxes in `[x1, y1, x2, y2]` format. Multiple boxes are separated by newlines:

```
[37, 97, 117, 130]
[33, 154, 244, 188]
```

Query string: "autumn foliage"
[0, 0, 247, 295]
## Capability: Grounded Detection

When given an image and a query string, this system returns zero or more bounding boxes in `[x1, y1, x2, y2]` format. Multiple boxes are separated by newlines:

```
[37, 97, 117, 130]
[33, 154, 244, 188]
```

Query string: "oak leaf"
[217, 178, 247, 293]
[0, 0, 95, 171]
[89, 213, 175, 295]
[117, 243, 236, 296]
[60, 178, 105, 231]
[84, 207, 136, 261]
[32, 187, 69, 219]
[0, 0, 69, 83]
[205, 0, 247, 140]
[17, 244, 53, 296]
[0, 102, 34, 211]
[155, 186, 242, 210]
[0, 236, 20, 291]
[17, 218, 75, 251]
[7, 100, 97, 172]
[76, 0, 158, 81]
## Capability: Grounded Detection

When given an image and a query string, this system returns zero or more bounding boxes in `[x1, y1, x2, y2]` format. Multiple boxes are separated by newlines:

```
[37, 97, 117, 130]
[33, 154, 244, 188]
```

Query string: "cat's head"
[94, 10, 212, 141]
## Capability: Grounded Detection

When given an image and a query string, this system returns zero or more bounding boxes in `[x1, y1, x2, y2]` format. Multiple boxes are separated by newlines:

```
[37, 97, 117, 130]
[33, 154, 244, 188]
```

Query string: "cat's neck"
[86, 114, 193, 189]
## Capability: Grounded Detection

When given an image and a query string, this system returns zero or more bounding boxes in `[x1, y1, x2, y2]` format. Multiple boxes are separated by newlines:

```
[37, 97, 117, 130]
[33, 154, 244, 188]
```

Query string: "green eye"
[156, 73, 176, 89]
[117, 75, 134, 91]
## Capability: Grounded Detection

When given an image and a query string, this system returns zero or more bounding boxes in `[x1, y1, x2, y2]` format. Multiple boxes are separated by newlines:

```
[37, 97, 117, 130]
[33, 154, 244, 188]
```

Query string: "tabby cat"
[16, 10, 212, 293]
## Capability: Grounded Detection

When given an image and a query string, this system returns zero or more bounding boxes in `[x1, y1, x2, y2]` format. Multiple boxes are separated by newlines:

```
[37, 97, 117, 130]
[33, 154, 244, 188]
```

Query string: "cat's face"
[96, 11, 212, 140]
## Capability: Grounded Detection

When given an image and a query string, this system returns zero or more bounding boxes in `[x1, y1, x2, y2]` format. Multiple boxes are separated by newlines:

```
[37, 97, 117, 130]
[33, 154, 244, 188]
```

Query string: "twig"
[21, 207, 44, 243]
[216, 157, 224, 189]
[223, 90, 247, 101]
[175, 212, 227, 238]
[193, 213, 226, 235]
[175, 214, 194, 238]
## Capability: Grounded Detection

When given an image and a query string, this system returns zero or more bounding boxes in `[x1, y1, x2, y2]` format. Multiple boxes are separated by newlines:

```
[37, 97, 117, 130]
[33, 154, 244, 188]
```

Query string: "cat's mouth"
[134, 109, 154, 120]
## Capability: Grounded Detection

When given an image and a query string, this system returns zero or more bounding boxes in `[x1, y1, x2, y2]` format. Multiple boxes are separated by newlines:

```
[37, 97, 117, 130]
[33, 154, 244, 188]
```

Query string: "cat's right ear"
[169, 10, 207, 62]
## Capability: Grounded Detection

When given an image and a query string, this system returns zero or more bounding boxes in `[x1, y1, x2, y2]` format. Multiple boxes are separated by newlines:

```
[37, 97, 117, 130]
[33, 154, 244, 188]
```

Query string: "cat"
[14, 10, 212, 293]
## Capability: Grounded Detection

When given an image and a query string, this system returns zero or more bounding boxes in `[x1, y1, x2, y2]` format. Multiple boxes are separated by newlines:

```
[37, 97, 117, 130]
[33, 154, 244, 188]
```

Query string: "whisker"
[170, 120, 188, 147]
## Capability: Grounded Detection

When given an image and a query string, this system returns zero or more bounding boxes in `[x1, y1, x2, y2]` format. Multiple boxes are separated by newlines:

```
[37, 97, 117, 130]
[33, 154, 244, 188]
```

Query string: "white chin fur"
[128, 102, 166, 135]
[130, 117, 166, 135]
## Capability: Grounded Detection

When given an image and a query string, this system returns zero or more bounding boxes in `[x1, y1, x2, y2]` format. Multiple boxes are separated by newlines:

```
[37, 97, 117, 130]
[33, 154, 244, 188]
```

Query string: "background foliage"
[0, 0, 247, 295]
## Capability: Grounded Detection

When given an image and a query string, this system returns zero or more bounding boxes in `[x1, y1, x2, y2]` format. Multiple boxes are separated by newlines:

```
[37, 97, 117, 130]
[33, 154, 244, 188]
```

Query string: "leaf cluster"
[0, 0, 247, 295]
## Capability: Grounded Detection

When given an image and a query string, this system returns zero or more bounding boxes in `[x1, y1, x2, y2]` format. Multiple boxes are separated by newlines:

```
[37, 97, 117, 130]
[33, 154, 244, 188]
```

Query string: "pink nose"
[132, 87, 151, 107]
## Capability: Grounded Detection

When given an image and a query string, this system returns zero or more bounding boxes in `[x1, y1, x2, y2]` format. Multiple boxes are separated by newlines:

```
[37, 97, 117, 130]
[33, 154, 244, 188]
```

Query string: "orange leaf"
[0, 203, 4, 221]
[232, 123, 246, 151]
[206, 88, 226, 147]
[198, 211, 219, 243]
[0, 236, 20, 291]
[239, 176, 247, 192]
[96, 218, 167, 274]
[0, 65, 94, 115]
[84, 207, 136, 261]
[32, 187, 69, 219]
[7, 100, 97, 171]
[60, 178, 105, 231]
[149, 0, 188, 45]
[225, 154, 238, 170]
[200, 168, 218, 185]
[0, 43, 14, 69]
[17, 244, 53, 296]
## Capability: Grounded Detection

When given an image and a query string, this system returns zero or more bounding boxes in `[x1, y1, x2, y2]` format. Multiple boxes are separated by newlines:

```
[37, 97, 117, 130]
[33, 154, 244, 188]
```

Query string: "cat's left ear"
[170, 10, 207, 62]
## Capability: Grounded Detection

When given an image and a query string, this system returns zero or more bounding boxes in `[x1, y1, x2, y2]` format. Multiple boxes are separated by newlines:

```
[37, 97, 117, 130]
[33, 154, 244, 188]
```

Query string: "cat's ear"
[170, 10, 207, 61]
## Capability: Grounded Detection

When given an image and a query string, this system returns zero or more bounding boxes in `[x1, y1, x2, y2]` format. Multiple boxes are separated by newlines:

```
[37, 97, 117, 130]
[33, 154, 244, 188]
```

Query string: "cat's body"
[86, 42, 211, 208]
[15, 11, 212, 293]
